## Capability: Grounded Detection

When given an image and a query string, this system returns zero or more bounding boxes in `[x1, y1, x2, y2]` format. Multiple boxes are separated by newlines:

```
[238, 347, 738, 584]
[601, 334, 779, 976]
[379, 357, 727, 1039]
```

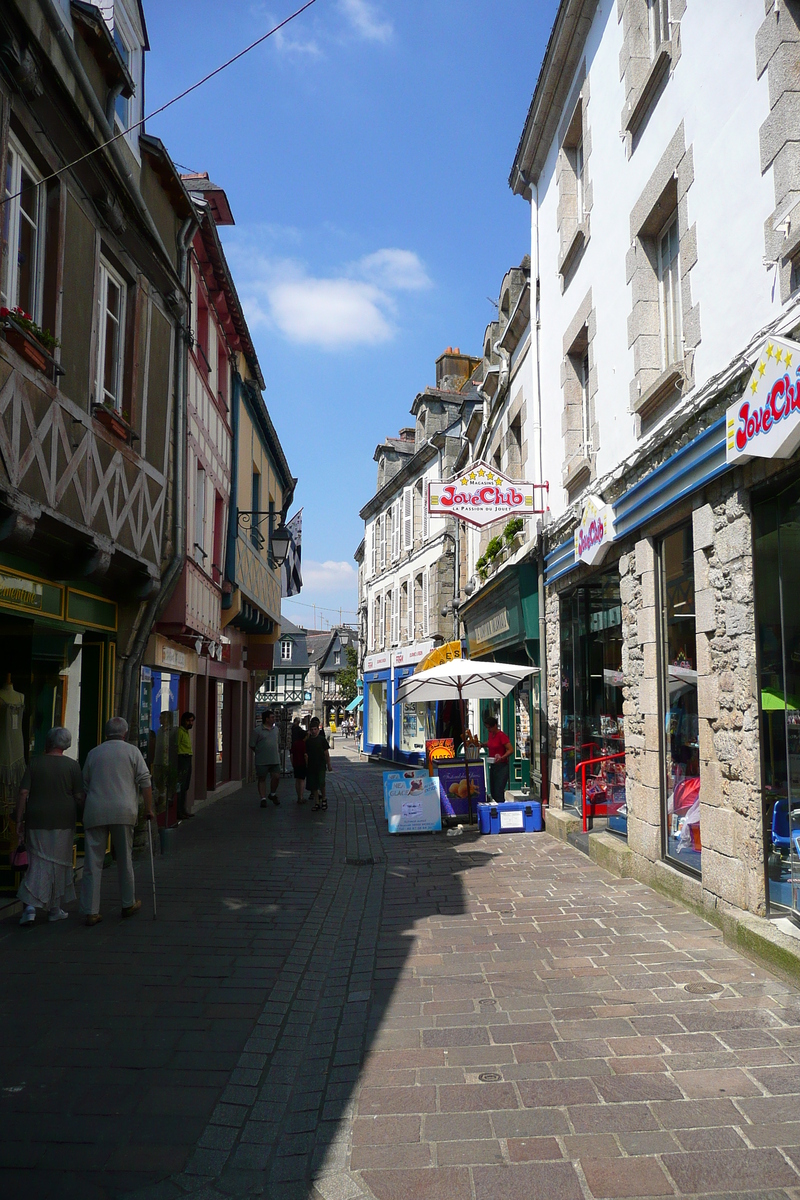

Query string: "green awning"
[345, 696, 363, 712]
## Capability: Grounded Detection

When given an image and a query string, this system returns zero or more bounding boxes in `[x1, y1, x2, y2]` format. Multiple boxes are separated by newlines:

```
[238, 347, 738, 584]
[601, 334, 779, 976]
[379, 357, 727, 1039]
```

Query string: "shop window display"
[659, 525, 701, 873]
[399, 702, 427, 755]
[367, 680, 387, 748]
[560, 576, 626, 833]
[754, 483, 800, 914]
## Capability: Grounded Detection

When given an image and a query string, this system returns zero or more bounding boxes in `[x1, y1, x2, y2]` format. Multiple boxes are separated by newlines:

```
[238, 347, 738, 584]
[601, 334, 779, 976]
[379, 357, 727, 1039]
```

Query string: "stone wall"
[694, 492, 765, 915]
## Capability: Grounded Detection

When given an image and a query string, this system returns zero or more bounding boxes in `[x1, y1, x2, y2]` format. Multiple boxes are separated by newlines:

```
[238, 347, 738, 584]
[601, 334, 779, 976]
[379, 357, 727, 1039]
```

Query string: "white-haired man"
[80, 717, 154, 926]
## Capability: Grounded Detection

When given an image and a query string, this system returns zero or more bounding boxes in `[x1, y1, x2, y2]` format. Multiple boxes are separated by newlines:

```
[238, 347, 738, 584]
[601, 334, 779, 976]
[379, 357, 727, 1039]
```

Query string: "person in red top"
[483, 711, 512, 803]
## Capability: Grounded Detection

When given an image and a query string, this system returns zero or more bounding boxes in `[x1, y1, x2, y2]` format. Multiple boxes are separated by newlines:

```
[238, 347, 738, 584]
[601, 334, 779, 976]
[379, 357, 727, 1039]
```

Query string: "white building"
[358, 350, 480, 764]
[504, 0, 800, 928]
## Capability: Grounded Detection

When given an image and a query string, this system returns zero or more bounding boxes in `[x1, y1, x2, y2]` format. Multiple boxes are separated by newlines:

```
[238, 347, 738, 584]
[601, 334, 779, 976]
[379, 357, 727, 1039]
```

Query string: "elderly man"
[80, 716, 154, 927]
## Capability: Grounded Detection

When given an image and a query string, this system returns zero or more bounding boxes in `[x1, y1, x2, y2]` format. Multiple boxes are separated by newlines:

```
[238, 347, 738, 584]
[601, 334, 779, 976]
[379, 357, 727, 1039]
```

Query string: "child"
[305, 717, 333, 811]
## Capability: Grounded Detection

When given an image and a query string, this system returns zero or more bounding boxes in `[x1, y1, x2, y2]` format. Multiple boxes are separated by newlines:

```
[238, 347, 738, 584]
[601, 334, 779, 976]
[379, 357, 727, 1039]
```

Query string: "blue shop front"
[362, 642, 434, 765]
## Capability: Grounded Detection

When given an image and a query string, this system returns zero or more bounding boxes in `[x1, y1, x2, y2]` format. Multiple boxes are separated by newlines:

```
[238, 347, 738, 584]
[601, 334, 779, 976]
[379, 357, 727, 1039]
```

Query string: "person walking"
[290, 719, 307, 804]
[482, 711, 513, 803]
[306, 717, 332, 811]
[250, 709, 281, 808]
[176, 711, 195, 819]
[80, 717, 154, 926]
[15, 727, 85, 927]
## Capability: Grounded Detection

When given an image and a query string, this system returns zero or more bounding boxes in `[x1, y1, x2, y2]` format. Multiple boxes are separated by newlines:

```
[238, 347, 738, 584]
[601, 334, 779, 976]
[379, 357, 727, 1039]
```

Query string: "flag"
[282, 509, 303, 597]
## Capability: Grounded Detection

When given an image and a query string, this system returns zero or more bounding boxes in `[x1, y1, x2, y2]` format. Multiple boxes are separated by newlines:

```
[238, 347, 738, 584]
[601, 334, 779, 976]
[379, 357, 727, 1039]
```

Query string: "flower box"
[4, 326, 48, 372]
[92, 404, 131, 442]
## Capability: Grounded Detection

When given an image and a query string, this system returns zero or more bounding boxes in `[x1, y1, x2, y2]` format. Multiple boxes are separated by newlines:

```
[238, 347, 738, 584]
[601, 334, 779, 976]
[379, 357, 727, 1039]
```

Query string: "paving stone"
[472, 1161, 584, 1200]
[360, 1166, 472, 1200]
[580, 1156, 673, 1197]
[661, 1148, 800, 1192]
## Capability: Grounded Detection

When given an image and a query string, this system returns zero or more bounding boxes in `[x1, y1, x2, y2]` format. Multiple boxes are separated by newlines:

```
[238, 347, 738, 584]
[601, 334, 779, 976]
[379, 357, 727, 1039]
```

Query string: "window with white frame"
[647, 0, 670, 59]
[111, 5, 142, 141]
[96, 258, 127, 410]
[373, 596, 380, 651]
[422, 569, 430, 638]
[391, 499, 401, 562]
[334, 649, 341, 665]
[281, 639, 292, 662]
[383, 593, 391, 649]
[421, 479, 430, 541]
[391, 587, 399, 645]
[580, 351, 591, 455]
[574, 132, 585, 226]
[370, 521, 377, 577]
[402, 487, 413, 551]
[380, 512, 387, 571]
[657, 214, 681, 369]
[1, 138, 45, 321]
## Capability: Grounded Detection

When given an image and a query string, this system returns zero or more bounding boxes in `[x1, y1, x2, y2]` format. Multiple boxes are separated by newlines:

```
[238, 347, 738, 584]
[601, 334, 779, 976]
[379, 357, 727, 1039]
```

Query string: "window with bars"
[647, 0, 670, 59]
[96, 258, 127, 411]
[658, 214, 681, 369]
[1, 138, 45, 322]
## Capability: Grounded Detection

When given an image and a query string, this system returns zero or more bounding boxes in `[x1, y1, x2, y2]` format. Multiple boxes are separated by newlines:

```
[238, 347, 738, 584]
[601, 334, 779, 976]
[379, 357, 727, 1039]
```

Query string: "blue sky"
[144, 0, 559, 630]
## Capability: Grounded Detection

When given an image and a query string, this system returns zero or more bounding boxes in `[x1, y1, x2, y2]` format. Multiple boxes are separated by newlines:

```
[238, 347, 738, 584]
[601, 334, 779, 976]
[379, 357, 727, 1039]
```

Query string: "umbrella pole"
[458, 683, 472, 825]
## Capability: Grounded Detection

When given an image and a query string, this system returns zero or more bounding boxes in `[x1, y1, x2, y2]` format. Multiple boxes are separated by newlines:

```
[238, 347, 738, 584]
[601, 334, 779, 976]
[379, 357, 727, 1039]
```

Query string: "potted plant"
[502, 517, 524, 549]
[92, 401, 132, 442]
[1, 306, 59, 372]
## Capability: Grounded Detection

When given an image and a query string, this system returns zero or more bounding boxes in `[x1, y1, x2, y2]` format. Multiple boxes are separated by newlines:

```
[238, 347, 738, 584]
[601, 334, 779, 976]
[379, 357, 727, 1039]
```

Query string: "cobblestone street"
[5, 757, 800, 1199]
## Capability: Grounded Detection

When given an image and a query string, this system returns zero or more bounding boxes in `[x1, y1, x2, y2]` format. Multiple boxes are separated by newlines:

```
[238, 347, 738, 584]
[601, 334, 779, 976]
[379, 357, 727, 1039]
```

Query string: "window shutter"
[380, 513, 387, 570]
[391, 501, 400, 561]
[379, 594, 385, 647]
[371, 523, 377, 576]
[391, 586, 399, 645]
[407, 579, 414, 642]
[422, 570, 430, 638]
[421, 480, 429, 540]
[402, 487, 413, 551]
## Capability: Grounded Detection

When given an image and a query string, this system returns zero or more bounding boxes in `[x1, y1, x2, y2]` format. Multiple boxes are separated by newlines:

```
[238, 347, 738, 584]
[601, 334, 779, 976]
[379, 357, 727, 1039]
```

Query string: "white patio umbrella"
[396, 659, 539, 822]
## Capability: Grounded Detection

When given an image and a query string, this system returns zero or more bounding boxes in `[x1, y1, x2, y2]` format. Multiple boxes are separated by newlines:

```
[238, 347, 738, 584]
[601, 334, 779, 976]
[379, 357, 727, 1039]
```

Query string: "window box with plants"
[91, 401, 135, 443]
[475, 519, 526, 583]
[1, 307, 61, 377]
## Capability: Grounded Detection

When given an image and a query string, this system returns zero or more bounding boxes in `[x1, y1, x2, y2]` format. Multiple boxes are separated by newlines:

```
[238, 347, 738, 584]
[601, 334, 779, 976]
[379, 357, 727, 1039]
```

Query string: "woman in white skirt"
[15, 727, 84, 926]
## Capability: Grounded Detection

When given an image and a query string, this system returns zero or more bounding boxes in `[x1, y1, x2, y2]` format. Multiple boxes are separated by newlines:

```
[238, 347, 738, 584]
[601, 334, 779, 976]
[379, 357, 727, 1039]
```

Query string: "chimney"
[398, 427, 415, 442]
[435, 347, 481, 390]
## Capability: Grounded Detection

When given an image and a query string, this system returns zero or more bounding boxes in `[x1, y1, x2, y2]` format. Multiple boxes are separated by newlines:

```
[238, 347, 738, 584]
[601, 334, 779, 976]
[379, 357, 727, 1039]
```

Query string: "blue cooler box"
[477, 800, 542, 834]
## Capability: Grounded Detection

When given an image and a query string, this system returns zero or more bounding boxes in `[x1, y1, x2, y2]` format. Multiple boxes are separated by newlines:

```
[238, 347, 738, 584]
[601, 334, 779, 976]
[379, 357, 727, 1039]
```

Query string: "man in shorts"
[250, 710, 281, 807]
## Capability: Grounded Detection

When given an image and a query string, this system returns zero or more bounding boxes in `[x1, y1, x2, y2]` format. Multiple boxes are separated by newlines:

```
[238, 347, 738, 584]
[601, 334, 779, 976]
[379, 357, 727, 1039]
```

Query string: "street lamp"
[269, 522, 291, 567]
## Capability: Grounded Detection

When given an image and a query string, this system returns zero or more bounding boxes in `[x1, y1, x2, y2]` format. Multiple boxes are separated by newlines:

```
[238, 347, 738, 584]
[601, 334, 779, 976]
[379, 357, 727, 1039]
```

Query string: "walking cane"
[147, 817, 157, 920]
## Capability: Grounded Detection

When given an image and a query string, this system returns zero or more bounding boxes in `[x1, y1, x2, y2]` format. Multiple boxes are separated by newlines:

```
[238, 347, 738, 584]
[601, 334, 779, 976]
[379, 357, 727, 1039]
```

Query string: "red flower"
[0, 308, 8, 318]
[23, 313, 31, 322]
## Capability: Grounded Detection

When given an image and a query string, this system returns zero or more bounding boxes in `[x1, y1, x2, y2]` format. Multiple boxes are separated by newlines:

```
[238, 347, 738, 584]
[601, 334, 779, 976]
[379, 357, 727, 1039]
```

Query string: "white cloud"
[228, 242, 432, 351]
[339, 0, 393, 43]
[268, 277, 393, 348]
[302, 560, 358, 594]
[355, 248, 432, 291]
[273, 30, 322, 57]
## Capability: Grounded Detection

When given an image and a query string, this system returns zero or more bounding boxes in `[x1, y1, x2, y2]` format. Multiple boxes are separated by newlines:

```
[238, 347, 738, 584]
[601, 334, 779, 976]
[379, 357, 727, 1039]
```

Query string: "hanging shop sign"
[726, 336, 800, 464]
[574, 495, 616, 567]
[428, 461, 541, 529]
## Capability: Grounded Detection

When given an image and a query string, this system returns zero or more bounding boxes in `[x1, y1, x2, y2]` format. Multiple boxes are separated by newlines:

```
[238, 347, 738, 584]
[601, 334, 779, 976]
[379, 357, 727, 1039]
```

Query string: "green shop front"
[0, 553, 117, 893]
[460, 561, 542, 796]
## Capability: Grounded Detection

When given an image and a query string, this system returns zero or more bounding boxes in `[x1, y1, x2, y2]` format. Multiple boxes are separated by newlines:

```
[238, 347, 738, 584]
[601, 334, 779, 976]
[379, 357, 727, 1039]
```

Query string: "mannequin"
[0, 673, 26, 807]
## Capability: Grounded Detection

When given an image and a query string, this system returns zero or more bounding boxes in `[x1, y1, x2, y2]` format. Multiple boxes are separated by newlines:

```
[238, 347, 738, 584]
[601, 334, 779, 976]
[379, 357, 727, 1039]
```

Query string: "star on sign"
[777, 348, 784, 363]
[470, 473, 476, 482]
[767, 343, 774, 358]
[751, 378, 759, 394]
[787, 352, 794, 367]
[759, 361, 766, 376]
[478, 468, 485, 477]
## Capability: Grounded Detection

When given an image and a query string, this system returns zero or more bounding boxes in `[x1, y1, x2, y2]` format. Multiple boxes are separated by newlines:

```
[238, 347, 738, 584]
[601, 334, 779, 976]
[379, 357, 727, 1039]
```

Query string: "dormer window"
[281, 639, 292, 662]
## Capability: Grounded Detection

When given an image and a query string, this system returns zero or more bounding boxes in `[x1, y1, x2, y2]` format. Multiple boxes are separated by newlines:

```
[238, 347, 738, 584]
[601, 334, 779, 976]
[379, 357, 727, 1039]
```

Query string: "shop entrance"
[754, 481, 800, 915]
[560, 572, 626, 834]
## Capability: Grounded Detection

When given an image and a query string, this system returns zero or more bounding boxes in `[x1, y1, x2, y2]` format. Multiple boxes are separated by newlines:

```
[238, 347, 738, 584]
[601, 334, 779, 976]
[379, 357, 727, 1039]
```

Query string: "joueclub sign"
[726, 336, 800, 464]
[428, 461, 537, 529]
[574, 495, 615, 567]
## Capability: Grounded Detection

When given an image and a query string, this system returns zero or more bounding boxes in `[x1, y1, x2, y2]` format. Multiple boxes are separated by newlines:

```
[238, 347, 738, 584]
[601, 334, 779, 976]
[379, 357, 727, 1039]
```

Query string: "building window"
[658, 214, 681, 369]
[557, 89, 591, 282]
[562, 291, 596, 499]
[251, 469, 261, 549]
[281, 639, 292, 662]
[373, 596, 380, 651]
[212, 491, 224, 583]
[422, 570, 430, 638]
[96, 258, 126, 411]
[391, 499, 401, 562]
[1, 138, 45, 321]
[334, 650, 341, 665]
[194, 464, 206, 565]
[402, 487, 413, 551]
[580, 351, 591, 455]
[659, 524, 701, 874]
[647, 0, 670, 59]
[380, 511, 387, 571]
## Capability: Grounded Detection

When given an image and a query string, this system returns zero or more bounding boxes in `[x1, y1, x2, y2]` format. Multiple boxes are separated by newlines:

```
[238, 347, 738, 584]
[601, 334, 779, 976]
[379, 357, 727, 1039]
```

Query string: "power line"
[282, 598, 358, 615]
[1, 0, 319, 207]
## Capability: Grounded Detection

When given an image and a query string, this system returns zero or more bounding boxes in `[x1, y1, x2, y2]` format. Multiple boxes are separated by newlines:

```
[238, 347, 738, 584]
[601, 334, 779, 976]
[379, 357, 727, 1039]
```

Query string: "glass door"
[755, 483, 800, 914]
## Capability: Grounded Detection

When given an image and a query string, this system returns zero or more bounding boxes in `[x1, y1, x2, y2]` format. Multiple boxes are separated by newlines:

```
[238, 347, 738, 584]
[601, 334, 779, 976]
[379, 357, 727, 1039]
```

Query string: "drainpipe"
[39, 0, 179, 281]
[119, 214, 196, 724]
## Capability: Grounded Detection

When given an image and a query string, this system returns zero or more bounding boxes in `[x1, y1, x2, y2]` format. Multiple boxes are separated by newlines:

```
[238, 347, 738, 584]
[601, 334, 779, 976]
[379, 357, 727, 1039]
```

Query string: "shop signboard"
[428, 461, 538, 529]
[426, 737, 455, 770]
[726, 336, 800, 464]
[436, 761, 487, 819]
[382, 768, 427, 818]
[383, 771, 442, 833]
[393, 640, 433, 667]
[574, 495, 615, 567]
[363, 651, 390, 673]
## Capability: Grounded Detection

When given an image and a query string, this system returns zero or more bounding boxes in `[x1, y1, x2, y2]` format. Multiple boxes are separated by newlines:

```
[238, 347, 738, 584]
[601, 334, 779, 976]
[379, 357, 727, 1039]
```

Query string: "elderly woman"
[15, 727, 84, 927]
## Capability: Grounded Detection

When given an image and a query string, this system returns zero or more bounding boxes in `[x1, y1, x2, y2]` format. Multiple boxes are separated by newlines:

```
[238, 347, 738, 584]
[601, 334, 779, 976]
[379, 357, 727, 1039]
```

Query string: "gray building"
[306, 626, 357, 727]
